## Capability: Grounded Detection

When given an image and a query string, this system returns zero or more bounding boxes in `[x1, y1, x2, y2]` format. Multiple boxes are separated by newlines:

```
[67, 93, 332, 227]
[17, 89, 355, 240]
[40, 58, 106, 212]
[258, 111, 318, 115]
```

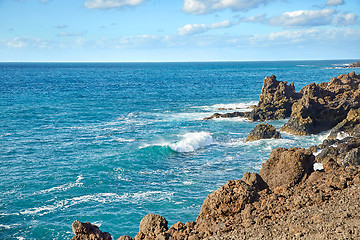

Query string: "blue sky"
[1, 0, 359, 62]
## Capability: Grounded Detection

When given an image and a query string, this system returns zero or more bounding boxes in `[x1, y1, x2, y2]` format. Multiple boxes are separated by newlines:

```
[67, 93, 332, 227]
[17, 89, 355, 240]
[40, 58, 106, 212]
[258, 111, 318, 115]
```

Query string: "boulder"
[197, 180, 259, 221]
[246, 123, 282, 142]
[71, 220, 112, 240]
[134, 214, 168, 240]
[281, 72, 360, 135]
[259, 148, 314, 189]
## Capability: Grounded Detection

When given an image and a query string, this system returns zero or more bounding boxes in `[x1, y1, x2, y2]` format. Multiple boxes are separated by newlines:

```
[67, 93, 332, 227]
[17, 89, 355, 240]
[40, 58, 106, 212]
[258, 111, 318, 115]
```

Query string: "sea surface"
[0, 60, 358, 239]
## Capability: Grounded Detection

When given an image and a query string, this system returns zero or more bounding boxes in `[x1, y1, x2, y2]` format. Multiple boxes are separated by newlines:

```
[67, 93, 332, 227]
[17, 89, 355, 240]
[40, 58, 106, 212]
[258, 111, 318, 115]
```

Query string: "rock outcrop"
[281, 72, 360, 135]
[71, 220, 112, 240]
[205, 72, 360, 137]
[246, 123, 281, 142]
[246, 75, 301, 121]
[204, 75, 300, 121]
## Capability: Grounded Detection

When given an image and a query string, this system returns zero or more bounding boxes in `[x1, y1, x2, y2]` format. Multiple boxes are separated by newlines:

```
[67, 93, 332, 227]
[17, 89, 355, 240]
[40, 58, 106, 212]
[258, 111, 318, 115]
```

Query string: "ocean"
[0, 60, 357, 239]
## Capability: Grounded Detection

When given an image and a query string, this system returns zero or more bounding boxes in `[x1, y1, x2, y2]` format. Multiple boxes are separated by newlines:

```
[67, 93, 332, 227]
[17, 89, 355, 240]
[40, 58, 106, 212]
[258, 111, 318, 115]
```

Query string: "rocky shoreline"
[70, 72, 360, 240]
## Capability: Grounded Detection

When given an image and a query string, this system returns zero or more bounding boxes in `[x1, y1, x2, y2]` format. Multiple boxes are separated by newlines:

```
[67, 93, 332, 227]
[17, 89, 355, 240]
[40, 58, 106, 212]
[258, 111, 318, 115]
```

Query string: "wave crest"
[169, 132, 213, 153]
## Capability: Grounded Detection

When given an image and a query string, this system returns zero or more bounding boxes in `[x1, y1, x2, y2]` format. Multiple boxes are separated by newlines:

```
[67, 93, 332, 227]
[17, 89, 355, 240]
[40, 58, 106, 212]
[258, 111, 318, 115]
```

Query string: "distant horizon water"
[0, 60, 359, 239]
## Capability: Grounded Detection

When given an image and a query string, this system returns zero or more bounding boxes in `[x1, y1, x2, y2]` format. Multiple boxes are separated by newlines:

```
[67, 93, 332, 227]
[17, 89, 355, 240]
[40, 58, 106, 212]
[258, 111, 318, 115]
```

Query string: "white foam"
[169, 132, 213, 152]
[20, 191, 174, 216]
[313, 149, 323, 156]
[336, 131, 350, 140]
[38, 175, 83, 194]
[193, 101, 257, 112]
[314, 163, 324, 171]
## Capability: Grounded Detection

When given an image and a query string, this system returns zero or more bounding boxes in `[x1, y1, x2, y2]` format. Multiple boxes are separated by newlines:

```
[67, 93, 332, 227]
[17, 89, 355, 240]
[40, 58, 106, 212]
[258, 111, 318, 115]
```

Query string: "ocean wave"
[139, 132, 214, 153]
[169, 132, 214, 153]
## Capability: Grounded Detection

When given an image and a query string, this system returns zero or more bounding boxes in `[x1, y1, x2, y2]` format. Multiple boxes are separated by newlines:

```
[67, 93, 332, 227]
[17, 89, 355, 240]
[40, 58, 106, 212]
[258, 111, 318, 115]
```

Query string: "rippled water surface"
[0, 60, 356, 239]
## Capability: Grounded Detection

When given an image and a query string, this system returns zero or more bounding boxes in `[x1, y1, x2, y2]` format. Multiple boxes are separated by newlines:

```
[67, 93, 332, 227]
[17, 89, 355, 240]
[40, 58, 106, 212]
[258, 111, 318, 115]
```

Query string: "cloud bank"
[85, 0, 145, 9]
[178, 20, 231, 35]
[183, 0, 275, 15]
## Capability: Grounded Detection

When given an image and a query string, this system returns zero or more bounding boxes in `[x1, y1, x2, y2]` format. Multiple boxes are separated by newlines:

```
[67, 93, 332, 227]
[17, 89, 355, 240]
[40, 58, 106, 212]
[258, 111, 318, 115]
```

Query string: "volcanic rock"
[246, 123, 282, 142]
[328, 108, 360, 139]
[134, 214, 168, 240]
[259, 148, 314, 189]
[204, 75, 300, 121]
[247, 75, 301, 121]
[281, 72, 360, 135]
[315, 137, 360, 166]
[71, 220, 112, 240]
[241, 172, 269, 192]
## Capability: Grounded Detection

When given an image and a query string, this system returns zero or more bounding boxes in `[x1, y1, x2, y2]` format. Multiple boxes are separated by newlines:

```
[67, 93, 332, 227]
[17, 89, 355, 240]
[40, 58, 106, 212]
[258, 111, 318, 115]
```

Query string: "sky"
[0, 0, 359, 62]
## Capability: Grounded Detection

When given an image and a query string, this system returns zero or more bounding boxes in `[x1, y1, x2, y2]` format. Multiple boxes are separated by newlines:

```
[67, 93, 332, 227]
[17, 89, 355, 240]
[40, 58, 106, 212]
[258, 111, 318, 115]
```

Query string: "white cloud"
[183, 0, 275, 15]
[85, 0, 145, 9]
[269, 9, 336, 27]
[326, 0, 344, 6]
[333, 12, 358, 26]
[178, 24, 208, 36]
[6, 37, 49, 48]
[249, 28, 360, 45]
[210, 19, 231, 28]
[178, 20, 232, 36]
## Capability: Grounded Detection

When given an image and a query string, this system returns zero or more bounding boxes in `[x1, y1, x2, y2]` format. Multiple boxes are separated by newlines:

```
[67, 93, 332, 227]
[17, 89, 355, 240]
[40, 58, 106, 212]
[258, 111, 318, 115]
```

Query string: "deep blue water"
[0, 60, 357, 239]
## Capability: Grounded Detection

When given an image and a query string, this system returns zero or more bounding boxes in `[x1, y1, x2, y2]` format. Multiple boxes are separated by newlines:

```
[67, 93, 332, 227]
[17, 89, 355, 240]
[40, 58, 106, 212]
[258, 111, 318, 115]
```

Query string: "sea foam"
[169, 132, 214, 153]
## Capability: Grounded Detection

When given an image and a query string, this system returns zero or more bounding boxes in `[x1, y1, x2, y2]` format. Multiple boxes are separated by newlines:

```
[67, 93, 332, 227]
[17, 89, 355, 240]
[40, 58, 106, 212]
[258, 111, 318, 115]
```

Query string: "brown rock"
[197, 180, 259, 221]
[117, 236, 132, 240]
[281, 72, 360, 135]
[71, 220, 112, 240]
[242, 172, 269, 192]
[134, 214, 168, 240]
[246, 123, 282, 142]
[259, 148, 314, 189]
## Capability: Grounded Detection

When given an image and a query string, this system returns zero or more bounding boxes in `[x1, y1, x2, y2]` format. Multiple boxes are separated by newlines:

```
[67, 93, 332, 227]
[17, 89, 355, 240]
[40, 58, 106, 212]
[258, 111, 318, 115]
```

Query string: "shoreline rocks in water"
[205, 71, 360, 136]
[246, 123, 281, 142]
[70, 72, 360, 240]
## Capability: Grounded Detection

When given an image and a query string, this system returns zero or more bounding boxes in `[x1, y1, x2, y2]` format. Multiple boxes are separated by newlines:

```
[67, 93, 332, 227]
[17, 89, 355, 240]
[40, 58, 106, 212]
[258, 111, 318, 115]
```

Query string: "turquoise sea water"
[0, 60, 357, 239]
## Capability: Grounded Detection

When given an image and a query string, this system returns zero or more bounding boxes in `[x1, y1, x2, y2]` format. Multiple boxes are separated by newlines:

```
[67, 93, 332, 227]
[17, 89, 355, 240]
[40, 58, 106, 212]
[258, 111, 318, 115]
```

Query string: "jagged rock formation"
[71, 220, 112, 240]
[205, 72, 360, 137]
[281, 72, 360, 135]
[246, 75, 301, 121]
[328, 108, 360, 139]
[246, 123, 281, 142]
[204, 75, 300, 121]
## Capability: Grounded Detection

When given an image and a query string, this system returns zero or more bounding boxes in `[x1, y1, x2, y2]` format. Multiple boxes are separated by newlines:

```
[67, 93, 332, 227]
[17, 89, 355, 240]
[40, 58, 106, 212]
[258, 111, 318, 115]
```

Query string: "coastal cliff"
[70, 72, 360, 240]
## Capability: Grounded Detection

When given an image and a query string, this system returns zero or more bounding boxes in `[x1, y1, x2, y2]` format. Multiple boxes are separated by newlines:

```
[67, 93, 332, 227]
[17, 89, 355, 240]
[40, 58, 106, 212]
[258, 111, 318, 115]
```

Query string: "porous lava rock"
[259, 148, 314, 189]
[314, 137, 360, 166]
[133, 214, 168, 240]
[246, 123, 281, 142]
[328, 108, 360, 139]
[246, 75, 301, 121]
[71, 220, 112, 240]
[281, 72, 360, 135]
[204, 75, 300, 121]
[241, 172, 269, 192]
